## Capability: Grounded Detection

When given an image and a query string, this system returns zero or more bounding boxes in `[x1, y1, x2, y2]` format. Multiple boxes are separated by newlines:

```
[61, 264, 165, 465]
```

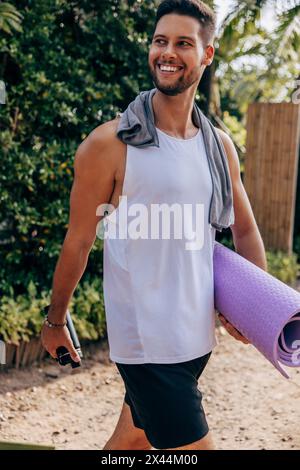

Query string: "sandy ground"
[0, 327, 299, 451]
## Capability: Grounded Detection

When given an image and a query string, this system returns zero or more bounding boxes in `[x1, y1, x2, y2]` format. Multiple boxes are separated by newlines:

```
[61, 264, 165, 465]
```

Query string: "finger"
[222, 321, 244, 339]
[232, 328, 250, 344]
[228, 328, 250, 344]
[218, 314, 227, 325]
[224, 324, 244, 340]
[240, 337, 250, 344]
[41, 341, 56, 359]
[224, 324, 237, 337]
[49, 349, 58, 360]
[66, 339, 81, 363]
[218, 316, 250, 344]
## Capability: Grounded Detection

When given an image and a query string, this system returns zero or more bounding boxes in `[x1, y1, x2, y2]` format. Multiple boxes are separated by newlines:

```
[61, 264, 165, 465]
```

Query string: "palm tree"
[0, 2, 22, 35]
[219, 0, 299, 66]
[275, 2, 300, 60]
[200, 0, 300, 116]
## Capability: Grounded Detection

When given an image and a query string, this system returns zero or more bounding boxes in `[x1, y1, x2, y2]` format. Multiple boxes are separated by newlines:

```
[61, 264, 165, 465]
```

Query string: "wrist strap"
[43, 305, 67, 328]
[44, 316, 67, 328]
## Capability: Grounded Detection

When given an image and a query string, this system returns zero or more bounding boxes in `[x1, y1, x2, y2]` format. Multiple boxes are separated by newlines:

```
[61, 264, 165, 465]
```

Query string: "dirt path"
[0, 329, 299, 450]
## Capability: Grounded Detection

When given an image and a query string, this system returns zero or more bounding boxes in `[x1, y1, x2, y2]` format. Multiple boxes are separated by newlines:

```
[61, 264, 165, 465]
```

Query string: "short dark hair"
[154, 0, 216, 45]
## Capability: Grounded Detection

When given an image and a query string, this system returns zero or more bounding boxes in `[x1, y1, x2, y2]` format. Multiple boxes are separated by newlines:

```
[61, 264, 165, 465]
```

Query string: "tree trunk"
[197, 65, 212, 116]
[197, 62, 221, 118]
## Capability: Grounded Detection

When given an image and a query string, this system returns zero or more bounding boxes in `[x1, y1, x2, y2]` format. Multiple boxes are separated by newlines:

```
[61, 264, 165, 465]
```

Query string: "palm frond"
[275, 4, 300, 57]
[0, 2, 23, 34]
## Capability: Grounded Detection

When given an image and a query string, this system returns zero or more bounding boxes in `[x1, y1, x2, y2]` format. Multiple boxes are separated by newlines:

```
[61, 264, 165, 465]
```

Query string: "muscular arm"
[47, 123, 118, 323]
[41, 121, 124, 360]
[216, 128, 268, 345]
[217, 129, 267, 271]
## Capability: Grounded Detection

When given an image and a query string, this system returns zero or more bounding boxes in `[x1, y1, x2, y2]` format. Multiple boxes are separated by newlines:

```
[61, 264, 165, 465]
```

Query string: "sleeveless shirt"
[103, 125, 217, 364]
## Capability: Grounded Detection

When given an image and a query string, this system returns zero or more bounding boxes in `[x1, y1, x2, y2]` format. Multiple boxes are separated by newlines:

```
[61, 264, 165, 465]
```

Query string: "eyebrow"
[153, 34, 196, 42]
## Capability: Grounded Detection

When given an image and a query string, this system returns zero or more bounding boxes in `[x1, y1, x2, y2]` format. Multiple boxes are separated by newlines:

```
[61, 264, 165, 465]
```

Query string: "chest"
[124, 136, 213, 204]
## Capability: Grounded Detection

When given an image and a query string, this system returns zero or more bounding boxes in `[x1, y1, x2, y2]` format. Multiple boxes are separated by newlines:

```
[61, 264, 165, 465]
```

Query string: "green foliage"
[70, 277, 106, 341]
[0, 0, 159, 343]
[222, 112, 246, 149]
[0, 277, 106, 344]
[216, 232, 234, 250]
[293, 167, 300, 261]
[218, 1, 300, 115]
[0, 281, 49, 344]
[0, 0, 157, 297]
[222, 110, 247, 171]
[0, 2, 23, 34]
[266, 251, 299, 285]
[294, 234, 300, 262]
[217, 233, 299, 284]
[0, 0, 299, 344]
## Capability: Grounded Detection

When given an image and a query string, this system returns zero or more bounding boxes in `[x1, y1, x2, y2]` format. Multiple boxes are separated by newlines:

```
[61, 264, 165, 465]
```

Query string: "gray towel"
[116, 87, 234, 232]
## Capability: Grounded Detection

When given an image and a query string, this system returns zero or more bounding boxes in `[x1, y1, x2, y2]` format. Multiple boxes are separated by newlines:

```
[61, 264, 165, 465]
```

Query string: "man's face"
[148, 13, 213, 96]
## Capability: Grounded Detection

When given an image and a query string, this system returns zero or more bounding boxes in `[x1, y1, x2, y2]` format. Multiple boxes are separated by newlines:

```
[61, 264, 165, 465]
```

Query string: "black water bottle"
[56, 310, 83, 368]
[44, 306, 83, 368]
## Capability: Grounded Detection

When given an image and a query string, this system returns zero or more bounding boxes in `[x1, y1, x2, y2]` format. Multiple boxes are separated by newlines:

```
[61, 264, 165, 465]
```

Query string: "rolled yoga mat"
[213, 241, 300, 379]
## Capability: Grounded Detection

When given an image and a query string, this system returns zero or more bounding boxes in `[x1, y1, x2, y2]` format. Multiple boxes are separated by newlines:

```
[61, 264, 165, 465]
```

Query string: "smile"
[157, 64, 184, 75]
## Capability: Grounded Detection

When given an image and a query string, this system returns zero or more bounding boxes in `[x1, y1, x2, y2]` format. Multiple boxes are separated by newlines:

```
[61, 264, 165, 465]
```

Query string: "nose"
[161, 42, 177, 61]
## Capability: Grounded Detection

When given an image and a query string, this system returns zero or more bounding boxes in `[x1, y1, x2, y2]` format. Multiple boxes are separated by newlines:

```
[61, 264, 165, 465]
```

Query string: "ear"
[202, 44, 214, 66]
[202, 57, 212, 66]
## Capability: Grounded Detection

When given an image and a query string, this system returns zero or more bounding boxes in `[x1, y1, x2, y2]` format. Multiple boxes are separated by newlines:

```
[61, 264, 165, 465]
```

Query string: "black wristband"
[43, 305, 67, 328]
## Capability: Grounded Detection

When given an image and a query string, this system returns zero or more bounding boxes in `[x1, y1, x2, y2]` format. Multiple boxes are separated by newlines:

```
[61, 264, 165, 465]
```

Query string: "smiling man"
[41, 0, 267, 451]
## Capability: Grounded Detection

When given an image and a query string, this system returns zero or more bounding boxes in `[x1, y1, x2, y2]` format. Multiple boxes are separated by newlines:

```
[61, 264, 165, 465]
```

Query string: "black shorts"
[115, 351, 212, 449]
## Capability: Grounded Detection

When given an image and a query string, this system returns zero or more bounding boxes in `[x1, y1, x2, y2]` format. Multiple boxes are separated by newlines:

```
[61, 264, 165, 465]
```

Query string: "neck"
[151, 88, 198, 139]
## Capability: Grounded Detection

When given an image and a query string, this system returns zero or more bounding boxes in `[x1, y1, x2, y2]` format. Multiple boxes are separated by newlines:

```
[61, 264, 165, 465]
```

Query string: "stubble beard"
[149, 64, 200, 96]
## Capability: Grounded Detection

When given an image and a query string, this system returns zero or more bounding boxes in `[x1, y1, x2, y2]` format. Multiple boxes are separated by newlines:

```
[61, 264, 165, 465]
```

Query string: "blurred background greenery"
[0, 0, 299, 343]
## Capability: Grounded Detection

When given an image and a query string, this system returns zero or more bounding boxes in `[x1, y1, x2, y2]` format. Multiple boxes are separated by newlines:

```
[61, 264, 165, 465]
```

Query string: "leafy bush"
[222, 111, 247, 150]
[1, 1, 298, 344]
[294, 234, 300, 262]
[1, 245, 299, 344]
[0, 276, 106, 345]
[0, 281, 49, 344]
[266, 251, 300, 286]
[217, 233, 299, 284]
[0, 0, 158, 297]
[70, 277, 107, 341]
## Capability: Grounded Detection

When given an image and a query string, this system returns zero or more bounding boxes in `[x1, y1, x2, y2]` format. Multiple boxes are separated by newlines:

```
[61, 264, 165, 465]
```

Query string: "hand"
[218, 313, 250, 345]
[41, 323, 81, 362]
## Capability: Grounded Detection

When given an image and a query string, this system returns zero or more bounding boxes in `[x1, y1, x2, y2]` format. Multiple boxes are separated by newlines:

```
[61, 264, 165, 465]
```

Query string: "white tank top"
[103, 126, 217, 364]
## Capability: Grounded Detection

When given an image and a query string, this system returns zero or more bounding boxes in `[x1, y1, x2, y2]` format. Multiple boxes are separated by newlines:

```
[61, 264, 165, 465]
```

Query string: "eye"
[153, 39, 192, 46]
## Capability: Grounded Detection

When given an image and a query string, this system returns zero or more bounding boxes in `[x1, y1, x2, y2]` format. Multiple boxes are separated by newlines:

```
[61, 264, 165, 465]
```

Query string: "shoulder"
[88, 117, 123, 147]
[215, 127, 234, 151]
[74, 117, 125, 176]
[215, 127, 241, 179]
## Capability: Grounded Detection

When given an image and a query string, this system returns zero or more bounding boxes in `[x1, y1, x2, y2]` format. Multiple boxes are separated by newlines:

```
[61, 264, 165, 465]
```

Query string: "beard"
[148, 63, 200, 96]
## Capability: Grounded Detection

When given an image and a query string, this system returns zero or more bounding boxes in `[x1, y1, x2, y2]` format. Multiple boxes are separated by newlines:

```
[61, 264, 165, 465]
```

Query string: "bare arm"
[216, 129, 268, 345]
[218, 129, 267, 271]
[41, 121, 119, 358]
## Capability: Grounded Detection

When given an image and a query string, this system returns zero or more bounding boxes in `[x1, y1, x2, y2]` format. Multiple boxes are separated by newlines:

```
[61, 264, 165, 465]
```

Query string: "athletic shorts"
[115, 351, 212, 449]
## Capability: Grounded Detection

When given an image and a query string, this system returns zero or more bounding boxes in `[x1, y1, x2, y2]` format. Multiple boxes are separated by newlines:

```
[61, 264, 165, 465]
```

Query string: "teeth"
[159, 65, 182, 72]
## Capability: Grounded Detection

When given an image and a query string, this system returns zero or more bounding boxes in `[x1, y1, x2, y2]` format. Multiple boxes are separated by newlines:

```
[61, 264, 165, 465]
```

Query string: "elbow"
[64, 230, 96, 254]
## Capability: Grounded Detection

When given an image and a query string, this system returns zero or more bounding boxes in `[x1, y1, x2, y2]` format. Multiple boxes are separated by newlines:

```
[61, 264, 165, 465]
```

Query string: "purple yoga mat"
[213, 242, 300, 379]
